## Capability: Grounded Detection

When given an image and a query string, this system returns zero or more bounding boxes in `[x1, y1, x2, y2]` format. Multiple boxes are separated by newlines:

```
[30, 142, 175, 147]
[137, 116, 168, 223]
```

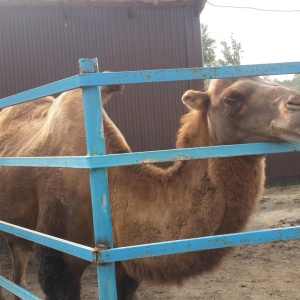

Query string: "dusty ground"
[1, 185, 300, 299]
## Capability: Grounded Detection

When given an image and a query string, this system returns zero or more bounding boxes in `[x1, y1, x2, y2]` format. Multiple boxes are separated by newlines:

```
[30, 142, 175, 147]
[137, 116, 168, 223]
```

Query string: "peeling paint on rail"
[98, 226, 300, 263]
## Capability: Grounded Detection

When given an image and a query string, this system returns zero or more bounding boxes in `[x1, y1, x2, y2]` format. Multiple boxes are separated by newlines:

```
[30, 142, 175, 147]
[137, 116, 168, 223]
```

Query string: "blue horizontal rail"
[0, 221, 94, 262]
[99, 226, 300, 263]
[0, 142, 300, 169]
[0, 76, 80, 109]
[1, 220, 299, 265]
[0, 276, 41, 300]
[80, 61, 300, 86]
[1, 61, 300, 110]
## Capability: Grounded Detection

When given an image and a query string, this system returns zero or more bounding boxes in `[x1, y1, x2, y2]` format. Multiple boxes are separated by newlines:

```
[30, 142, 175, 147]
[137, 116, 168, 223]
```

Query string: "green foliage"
[217, 34, 243, 66]
[273, 74, 300, 91]
[264, 74, 300, 91]
[201, 24, 243, 67]
[201, 24, 217, 67]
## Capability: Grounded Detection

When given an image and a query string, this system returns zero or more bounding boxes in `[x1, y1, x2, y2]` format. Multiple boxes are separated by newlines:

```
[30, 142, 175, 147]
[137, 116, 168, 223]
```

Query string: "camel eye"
[224, 98, 238, 106]
[223, 91, 244, 107]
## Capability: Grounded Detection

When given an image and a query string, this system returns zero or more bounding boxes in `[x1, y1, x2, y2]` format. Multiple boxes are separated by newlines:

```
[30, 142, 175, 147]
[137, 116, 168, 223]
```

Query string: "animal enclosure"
[0, 59, 300, 299]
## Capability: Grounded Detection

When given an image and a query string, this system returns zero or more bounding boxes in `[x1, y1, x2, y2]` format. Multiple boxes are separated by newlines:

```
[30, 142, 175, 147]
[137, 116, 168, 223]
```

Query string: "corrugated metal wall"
[1, 6, 300, 185]
[0, 6, 203, 152]
[266, 154, 300, 186]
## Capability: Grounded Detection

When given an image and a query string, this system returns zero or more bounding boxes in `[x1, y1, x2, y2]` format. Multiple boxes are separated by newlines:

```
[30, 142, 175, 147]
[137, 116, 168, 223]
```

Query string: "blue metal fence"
[0, 58, 300, 300]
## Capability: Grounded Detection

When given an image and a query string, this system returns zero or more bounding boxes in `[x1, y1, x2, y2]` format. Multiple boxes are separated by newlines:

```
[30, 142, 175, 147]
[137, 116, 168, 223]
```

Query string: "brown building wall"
[0, 6, 203, 153]
[266, 153, 300, 186]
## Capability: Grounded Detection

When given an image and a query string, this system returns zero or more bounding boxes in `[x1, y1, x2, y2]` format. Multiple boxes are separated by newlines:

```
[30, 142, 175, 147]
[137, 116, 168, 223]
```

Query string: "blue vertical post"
[79, 58, 117, 300]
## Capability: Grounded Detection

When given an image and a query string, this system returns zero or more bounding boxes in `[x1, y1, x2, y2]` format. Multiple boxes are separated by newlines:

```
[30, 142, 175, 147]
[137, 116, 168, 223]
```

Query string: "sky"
[201, 0, 300, 79]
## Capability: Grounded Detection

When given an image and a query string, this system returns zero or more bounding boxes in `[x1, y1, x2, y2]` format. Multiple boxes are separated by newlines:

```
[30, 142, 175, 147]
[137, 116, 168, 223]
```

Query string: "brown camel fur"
[1, 77, 300, 300]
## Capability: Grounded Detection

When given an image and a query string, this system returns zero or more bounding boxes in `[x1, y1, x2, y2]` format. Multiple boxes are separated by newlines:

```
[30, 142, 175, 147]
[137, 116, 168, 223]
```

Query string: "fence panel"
[0, 59, 299, 299]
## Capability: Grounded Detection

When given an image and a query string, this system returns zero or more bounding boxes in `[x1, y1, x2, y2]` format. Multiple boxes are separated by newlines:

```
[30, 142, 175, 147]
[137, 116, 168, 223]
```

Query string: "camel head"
[182, 77, 300, 145]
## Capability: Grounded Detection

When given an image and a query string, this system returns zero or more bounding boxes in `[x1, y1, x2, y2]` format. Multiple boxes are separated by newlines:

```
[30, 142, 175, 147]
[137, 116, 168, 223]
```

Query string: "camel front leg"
[116, 263, 140, 300]
[7, 241, 29, 300]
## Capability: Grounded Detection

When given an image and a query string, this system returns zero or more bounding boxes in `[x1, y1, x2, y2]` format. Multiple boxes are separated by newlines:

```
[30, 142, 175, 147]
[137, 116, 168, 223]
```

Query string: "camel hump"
[0, 96, 54, 126]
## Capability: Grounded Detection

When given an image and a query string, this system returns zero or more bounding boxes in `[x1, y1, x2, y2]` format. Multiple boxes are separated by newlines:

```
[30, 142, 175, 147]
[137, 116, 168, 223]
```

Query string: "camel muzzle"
[286, 102, 300, 110]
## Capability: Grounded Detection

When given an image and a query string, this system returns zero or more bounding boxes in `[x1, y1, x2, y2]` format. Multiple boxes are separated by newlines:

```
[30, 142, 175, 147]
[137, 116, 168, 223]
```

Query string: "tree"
[201, 24, 243, 67]
[201, 24, 217, 66]
[217, 33, 243, 66]
[272, 74, 300, 91]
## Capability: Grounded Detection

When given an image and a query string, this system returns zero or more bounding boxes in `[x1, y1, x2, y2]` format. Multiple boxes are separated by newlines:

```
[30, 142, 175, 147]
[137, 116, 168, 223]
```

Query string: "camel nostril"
[286, 95, 300, 110]
[286, 100, 300, 110]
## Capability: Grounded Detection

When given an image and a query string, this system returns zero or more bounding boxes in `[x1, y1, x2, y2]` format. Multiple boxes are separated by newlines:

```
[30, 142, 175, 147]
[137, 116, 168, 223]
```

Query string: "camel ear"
[182, 90, 210, 112]
[100, 84, 124, 105]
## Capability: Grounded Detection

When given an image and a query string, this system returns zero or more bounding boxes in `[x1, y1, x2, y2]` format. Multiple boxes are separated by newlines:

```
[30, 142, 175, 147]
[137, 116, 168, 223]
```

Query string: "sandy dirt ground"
[1, 185, 300, 299]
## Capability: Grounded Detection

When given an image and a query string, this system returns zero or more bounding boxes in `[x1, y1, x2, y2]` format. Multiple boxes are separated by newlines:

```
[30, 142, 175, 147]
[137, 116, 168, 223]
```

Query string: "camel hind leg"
[36, 245, 81, 300]
[7, 241, 29, 300]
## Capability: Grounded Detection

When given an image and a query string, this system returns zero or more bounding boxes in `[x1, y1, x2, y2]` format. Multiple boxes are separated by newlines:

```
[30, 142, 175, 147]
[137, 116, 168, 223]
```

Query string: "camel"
[1, 76, 300, 300]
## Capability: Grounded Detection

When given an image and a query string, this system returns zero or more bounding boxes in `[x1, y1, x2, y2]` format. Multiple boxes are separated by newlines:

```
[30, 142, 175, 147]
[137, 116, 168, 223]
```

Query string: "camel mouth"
[271, 121, 300, 142]
[286, 101, 300, 110]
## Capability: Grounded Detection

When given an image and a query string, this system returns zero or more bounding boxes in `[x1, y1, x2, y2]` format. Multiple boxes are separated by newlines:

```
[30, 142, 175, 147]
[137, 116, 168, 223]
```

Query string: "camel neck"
[166, 110, 266, 235]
